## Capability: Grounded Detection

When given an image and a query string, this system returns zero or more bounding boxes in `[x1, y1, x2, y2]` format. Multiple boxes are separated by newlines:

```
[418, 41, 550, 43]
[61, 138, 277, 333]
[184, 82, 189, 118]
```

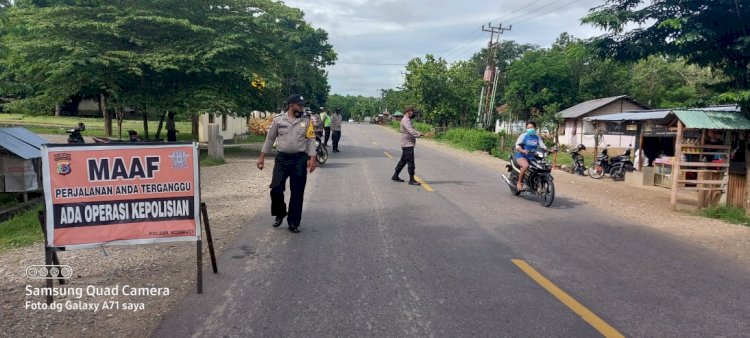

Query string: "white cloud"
[283, 0, 608, 96]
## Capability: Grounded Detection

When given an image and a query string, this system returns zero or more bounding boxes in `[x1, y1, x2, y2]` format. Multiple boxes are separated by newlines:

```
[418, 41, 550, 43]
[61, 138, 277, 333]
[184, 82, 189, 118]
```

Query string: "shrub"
[439, 128, 498, 153]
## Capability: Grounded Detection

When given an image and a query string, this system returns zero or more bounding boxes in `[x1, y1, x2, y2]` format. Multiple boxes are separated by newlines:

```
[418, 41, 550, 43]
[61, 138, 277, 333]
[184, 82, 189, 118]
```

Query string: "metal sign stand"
[37, 211, 66, 304]
[36, 203, 219, 304]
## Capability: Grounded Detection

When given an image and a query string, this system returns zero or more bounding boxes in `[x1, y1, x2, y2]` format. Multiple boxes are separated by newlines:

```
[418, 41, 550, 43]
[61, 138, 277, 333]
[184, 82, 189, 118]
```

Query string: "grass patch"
[0, 113, 194, 141]
[699, 206, 750, 226]
[0, 205, 44, 251]
[231, 134, 266, 144]
[199, 149, 227, 167]
[0, 194, 20, 208]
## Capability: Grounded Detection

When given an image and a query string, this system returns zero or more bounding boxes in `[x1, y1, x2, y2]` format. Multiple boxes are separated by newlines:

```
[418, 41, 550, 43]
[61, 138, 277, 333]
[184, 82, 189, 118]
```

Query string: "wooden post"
[745, 145, 750, 213]
[698, 129, 707, 209]
[671, 121, 684, 210]
[720, 131, 730, 206]
[207, 124, 224, 161]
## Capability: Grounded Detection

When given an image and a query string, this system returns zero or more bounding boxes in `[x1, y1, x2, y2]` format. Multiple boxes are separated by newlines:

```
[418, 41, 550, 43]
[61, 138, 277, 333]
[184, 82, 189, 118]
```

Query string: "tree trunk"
[116, 106, 124, 140]
[100, 93, 112, 137]
[142, 111, 150, 141]
[155, 111, 167, 141]
[192, 113, 199, 141]
[55, 104, 61, 117]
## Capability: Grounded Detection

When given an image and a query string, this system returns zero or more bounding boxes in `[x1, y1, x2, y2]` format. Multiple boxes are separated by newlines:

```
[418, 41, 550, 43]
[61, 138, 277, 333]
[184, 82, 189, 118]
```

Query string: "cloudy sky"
[282, 0, 609, 97]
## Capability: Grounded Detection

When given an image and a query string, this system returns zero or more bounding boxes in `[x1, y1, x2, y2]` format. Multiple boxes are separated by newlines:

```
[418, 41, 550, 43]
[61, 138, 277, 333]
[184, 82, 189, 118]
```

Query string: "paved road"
[154, 123, 750, 337]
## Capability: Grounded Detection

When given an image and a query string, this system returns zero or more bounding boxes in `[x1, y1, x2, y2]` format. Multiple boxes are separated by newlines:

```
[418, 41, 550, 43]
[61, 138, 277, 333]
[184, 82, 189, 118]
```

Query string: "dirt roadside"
[0, 142, 271, 338]
[415, 135, 750, 265]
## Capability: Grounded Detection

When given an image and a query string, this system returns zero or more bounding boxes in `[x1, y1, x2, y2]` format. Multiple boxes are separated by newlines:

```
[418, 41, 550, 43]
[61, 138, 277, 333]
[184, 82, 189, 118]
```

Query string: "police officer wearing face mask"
[257, 94, 317, 233]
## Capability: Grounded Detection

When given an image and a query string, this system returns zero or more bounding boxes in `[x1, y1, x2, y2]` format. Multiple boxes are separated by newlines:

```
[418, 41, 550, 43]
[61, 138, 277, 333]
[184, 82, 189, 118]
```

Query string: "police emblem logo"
[300, 122, 305, 128]
[168, 150, 190, 169]
[54, 153, 72, 175]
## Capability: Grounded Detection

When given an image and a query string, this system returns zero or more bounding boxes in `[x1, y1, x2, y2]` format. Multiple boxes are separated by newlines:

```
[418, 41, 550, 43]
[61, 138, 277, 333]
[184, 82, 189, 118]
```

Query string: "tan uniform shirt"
[261, 114, 316, 156]
[331, 113, 343, 131]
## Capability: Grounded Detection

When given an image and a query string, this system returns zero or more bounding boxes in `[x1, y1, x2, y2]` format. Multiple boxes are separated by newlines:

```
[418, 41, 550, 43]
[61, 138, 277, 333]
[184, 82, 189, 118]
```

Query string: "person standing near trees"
[331, 107, 343, 153]
[257, 94, 317, 233]
[320, 108, 332, 147]
[166, 112, 178, 142]
[391, 107, 422, 185]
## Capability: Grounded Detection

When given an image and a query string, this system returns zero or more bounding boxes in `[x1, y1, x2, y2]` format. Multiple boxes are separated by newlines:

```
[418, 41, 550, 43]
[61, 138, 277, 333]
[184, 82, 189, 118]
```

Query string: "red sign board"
[41, 143, 201, 249]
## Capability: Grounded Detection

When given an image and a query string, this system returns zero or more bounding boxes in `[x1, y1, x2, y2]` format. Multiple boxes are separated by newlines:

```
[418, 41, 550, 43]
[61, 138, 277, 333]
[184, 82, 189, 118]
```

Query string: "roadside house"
[559, 95, 650, 148]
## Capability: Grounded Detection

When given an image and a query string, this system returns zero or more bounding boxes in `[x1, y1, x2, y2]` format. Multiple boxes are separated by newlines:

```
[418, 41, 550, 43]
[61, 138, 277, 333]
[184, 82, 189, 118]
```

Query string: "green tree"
[0, 0, 335, 137]
[582, 0, 750, 111]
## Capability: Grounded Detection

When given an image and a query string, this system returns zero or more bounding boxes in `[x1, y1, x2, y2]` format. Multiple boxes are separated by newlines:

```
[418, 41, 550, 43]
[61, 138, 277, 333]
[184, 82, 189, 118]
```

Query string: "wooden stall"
[668, 110, 750, 210]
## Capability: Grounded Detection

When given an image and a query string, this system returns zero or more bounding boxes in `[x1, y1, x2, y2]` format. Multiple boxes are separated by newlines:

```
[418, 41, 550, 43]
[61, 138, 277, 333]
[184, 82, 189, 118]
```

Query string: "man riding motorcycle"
[514, 121, 548, 191]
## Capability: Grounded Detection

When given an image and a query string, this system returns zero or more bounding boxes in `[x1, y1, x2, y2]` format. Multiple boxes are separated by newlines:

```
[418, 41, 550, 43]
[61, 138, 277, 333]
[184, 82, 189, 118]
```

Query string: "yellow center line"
[384, 151, 394, 159]
[413, 175, 435, 192]
[511, 259, 624, 338]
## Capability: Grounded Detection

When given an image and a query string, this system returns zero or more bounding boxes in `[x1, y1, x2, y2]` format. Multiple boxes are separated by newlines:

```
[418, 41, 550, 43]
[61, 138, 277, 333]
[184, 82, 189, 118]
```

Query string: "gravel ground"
[0, 143, 271, 337]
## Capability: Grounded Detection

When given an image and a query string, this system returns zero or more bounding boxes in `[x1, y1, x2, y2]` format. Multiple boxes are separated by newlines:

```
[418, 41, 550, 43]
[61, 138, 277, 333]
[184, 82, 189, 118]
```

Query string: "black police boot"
[391, 173, 404, 182]
[288, 224, 301, 233]
[408, 175, 420, 185]
[273, 216, 284, 228]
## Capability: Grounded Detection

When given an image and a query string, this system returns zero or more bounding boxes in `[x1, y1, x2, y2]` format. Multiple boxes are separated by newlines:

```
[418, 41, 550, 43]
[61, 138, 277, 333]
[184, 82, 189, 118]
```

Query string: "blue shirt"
[515, 133, 546, 159]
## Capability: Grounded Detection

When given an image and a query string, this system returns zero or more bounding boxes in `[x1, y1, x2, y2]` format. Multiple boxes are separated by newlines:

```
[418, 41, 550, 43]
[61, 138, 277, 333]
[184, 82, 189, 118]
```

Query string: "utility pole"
[477, 22, 511, 130]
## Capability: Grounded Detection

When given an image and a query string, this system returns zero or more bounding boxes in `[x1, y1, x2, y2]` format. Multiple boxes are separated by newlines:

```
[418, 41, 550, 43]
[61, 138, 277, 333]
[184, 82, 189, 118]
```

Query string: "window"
[583, 120, 596, 134]
[221, 114, 227, 131]
[208, 113, 215, 124]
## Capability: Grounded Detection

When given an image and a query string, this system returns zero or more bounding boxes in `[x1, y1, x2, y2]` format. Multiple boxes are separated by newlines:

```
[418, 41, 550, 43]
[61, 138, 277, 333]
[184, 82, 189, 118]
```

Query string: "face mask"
[294, 110, 303, 118]
[526, 128, 536, 136]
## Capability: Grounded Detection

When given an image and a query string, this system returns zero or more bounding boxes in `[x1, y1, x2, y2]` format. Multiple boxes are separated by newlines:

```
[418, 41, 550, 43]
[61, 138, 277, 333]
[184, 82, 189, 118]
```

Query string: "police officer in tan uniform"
[257, 94, 317, 233]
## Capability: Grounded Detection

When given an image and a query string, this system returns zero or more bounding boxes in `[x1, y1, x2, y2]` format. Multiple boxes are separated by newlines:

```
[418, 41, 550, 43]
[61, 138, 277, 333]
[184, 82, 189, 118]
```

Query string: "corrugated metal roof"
[674, 110, 750, 130]
[0, 127, 48, 159]
[559, 95, 641, 119]
[583, 110, 672, 122]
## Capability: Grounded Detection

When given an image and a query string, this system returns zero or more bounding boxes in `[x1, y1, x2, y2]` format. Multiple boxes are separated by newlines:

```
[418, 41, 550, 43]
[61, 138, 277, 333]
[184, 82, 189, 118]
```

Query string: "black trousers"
[269, 152, 308, 226]
[394, 146, 416, 176]
[332, 130, 341, 150]
[324, 127, 331, 146]
[167, 131, 177, 142]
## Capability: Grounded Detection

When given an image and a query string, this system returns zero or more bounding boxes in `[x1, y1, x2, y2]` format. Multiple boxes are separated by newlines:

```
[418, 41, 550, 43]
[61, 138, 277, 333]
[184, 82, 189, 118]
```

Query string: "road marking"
[413, 176, 435, 192]
[372, 141, 378, 146]
[511, 259, 624, 338]
[384, 151, 394, 159]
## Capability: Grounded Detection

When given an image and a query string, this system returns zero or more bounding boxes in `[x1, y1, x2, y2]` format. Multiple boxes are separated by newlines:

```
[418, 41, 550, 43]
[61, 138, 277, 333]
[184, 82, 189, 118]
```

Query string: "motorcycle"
[502, 149, 556, 207]
[588, 144, 634, 181]
[608, 144, 634, 181]
[570, 144, 587, 176]
[588, 144, 612, 179]
[315, 134, 328, 164]
[66, 123, 86, 143]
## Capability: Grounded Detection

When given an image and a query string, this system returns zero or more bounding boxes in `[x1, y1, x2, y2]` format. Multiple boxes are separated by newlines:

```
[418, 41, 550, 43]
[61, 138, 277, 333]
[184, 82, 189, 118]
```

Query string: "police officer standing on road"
[391, 107, 422, 185]
[257, 94, 317, 233]
[331, 107, 343, 153]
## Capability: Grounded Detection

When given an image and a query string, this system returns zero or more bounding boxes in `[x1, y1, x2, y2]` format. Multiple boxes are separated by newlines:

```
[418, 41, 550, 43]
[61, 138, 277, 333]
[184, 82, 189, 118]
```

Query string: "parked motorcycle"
[588, 144, 612, 179]
[588, 144, 634, 181]
[315, 134, 328, 164]
[608, 144, 634, 181]
[570, 144, 587, 176]
[66, 123, 86, 143]
[502, 149, 556, 207]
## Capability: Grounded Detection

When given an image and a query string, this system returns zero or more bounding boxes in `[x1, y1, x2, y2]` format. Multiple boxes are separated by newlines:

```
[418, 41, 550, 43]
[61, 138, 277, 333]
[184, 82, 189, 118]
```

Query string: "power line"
[491, 0, 559, 23]
[507, 0, 583, 26]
